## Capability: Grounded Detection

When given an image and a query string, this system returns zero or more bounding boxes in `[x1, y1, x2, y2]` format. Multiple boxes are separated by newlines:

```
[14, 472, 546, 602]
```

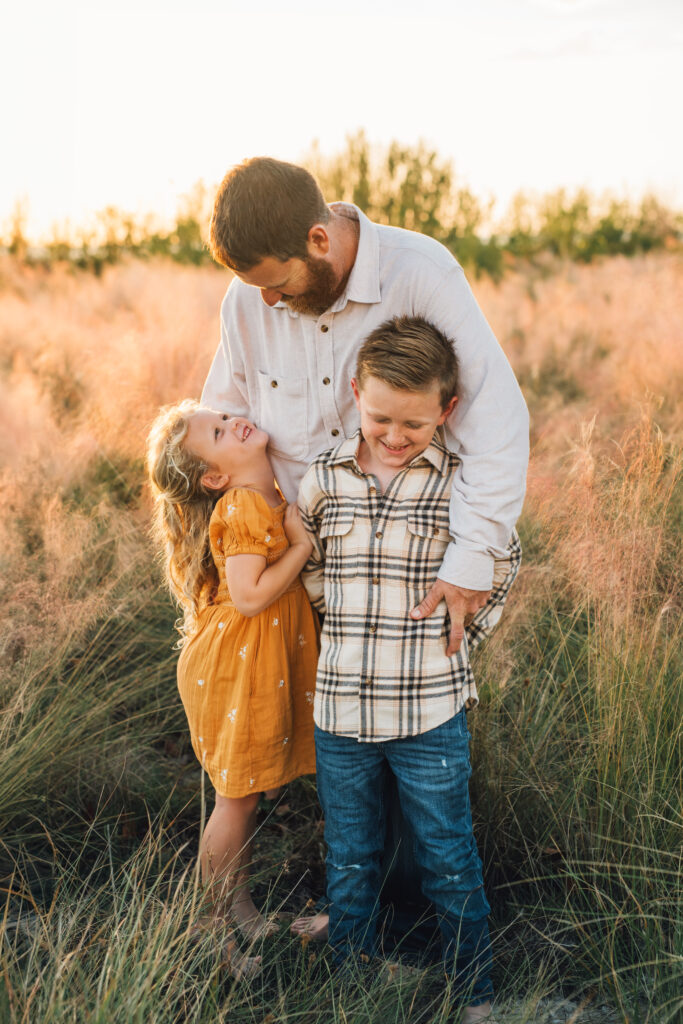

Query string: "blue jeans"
[315, 710, 493, 1005]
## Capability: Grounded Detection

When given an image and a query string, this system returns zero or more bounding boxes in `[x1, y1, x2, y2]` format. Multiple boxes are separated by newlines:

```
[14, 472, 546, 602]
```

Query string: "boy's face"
[351, 375, 457, 472]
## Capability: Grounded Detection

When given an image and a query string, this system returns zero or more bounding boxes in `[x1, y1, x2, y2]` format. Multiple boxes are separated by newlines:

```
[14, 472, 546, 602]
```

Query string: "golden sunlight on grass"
[0, 252, 681, 1021]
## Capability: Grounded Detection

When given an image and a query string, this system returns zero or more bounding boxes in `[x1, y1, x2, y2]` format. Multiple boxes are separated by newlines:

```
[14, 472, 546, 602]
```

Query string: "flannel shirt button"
[364, 678, 372, 686]
[369, 486, 376, 493]
[372, 576, 380, 585]
[369, 625, 377, 634]
[433, 526, 440, 536]
[375, 531, 383, 539]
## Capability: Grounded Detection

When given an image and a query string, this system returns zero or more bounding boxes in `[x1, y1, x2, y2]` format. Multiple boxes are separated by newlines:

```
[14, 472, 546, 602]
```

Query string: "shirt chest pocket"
[256, 371, 309, 460]
[320, 510, 359, 579]
[405, 514, 451, 576]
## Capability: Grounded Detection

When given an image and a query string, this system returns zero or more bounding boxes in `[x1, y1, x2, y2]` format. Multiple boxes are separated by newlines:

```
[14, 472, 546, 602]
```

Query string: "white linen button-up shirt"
[202, 203, 529, 590]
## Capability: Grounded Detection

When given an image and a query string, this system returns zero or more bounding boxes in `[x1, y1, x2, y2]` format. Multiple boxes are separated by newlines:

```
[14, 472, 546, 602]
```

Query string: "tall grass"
[1, 253, 681, 1022]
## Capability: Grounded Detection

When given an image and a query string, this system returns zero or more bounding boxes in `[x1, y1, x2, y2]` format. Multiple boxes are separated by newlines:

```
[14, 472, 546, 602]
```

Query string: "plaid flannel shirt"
[298, 430, 522, 742]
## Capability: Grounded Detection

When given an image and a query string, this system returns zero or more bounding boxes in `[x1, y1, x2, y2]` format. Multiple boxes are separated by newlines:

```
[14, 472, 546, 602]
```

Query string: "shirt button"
[364, 678, 372, 686]
[270, 380, 278, 388]
[320, 324, 329, 333]
[433, 527, 440, 536]
[331, 428, 339, 437]
[322, 377, 330, 385]
[372, 576, 379, 585]
[369, 486, 376, 494]
[369, 625, 377, 634]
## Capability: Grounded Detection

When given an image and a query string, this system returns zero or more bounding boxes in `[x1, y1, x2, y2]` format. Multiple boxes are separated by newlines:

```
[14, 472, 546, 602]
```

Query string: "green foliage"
[3, 136, 682, 281]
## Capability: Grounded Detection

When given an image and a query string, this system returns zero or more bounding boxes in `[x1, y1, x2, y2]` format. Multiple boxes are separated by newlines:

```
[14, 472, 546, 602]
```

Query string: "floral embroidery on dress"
[278, 679, 285, 688]
[272, 618, 279, 627]
[226, 505, 236, 516]
[238, 645, 248, 660]
[305, 691, 314, 704]
[220, 769, 228, 781]
[265, 534, 271, 543]
[283, 736, 289, 745]
[227, 708, 237, 723]
[298, 634, 307, 647]
[249, 778, 255, 787]
[197, 678, 205, 687]
[217, 622, 225, 630]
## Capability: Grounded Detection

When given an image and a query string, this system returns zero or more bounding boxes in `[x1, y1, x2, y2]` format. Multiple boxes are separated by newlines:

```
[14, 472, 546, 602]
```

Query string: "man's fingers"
[409, 581, 444, 620]
[446, 613, 466, 656]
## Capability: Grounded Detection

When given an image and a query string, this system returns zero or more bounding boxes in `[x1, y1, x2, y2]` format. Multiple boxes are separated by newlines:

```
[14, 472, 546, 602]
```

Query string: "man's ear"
[202, 470, 230, 492]
[350, 377, 362, 410]
[437, 395, 458, 424]
[307, 223, 330, 257]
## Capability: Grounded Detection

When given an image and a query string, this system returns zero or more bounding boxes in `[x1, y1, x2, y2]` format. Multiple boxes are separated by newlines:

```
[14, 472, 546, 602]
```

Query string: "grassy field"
[0, 253, 681, 1023]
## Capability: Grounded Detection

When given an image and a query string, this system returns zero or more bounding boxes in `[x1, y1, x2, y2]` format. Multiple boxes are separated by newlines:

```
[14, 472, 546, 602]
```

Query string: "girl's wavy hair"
[146, 399, 222, 641]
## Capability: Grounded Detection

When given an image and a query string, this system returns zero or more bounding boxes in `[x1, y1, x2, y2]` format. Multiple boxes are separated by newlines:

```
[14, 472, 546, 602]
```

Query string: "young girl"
[146, 399, 317, 975]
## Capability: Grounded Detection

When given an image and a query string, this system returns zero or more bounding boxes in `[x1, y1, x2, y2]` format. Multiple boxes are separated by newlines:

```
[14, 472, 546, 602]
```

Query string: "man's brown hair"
[209, 157, 329, 272]
[356, 316, 459, 410]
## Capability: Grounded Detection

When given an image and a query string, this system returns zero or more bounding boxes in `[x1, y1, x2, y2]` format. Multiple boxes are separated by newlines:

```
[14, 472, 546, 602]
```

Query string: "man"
[203, 156, 529, 653]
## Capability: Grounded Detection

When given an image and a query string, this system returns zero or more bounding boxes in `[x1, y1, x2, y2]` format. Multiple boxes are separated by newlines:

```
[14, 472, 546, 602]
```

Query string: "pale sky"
[3, 0, 682, 240]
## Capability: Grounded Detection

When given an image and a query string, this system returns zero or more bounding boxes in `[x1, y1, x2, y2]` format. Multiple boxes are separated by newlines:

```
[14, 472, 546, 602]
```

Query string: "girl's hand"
[284, 504, 313, 554]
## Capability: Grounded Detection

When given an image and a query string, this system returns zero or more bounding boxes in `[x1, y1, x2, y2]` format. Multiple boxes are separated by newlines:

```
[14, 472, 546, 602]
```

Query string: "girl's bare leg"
[199, 791, 278, 941]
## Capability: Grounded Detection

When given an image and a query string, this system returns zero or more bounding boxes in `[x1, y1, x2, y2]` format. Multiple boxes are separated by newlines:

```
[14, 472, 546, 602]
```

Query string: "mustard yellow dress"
[177, 488, 318, 798]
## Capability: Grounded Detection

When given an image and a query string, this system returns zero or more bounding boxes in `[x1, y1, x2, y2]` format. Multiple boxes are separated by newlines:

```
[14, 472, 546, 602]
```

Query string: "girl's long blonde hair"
[146, 399, 222, 639]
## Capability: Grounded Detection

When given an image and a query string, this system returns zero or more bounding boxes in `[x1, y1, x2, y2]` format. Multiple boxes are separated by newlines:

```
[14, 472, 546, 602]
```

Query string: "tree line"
[4, 132, 681, 280]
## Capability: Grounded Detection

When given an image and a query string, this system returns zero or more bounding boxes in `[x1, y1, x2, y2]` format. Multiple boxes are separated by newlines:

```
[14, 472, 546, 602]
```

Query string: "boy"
[298, 316, 521, 1021]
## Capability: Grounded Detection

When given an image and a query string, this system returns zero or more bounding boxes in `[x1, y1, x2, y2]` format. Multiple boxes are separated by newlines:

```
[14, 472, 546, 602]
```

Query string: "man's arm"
[411, 265, 529, 652]
[201, 288, 251, 416]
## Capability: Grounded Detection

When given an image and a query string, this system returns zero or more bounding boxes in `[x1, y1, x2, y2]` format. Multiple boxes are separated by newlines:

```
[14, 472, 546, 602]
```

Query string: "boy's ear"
[201, 470, 230, 492]
[350, 377, 362, 409]
[437, 395, 458, 424]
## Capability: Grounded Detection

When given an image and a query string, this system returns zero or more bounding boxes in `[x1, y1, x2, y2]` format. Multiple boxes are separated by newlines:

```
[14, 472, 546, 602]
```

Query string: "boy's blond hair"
[355, 316, 459, 409]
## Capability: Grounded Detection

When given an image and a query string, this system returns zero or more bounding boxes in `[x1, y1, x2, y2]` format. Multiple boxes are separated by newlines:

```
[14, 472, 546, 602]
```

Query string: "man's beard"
[283, 256, 342, 316]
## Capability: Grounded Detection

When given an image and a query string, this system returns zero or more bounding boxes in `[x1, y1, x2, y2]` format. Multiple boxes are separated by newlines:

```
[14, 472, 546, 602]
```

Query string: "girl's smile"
[186, 409, 269, 482]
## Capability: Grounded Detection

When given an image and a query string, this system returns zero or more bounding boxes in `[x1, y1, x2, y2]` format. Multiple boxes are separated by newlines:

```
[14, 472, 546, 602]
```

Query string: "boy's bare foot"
[461, 1001, 496, 1024]
[290, 910, 329, 941]
[381, 960, 423, 985]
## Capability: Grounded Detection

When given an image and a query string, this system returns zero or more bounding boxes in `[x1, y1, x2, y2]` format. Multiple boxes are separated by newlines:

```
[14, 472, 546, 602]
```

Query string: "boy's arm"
[297, 467, 327, 615]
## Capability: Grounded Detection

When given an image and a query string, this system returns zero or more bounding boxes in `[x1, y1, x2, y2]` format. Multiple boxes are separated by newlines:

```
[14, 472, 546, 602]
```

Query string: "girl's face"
[185, 409, 268, 487]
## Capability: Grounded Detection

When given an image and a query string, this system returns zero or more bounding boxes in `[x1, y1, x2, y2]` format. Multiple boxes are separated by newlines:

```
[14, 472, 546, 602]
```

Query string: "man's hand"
[410, 581, 491, 656]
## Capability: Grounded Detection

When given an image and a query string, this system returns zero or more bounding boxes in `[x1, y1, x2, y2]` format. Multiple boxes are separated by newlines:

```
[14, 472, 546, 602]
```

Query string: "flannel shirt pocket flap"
[320, 509, 356, 539]
[407, 513, 451, 542]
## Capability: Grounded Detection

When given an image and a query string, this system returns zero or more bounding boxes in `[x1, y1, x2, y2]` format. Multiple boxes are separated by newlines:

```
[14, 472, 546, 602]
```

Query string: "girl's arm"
[225, 505, 312, 617]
